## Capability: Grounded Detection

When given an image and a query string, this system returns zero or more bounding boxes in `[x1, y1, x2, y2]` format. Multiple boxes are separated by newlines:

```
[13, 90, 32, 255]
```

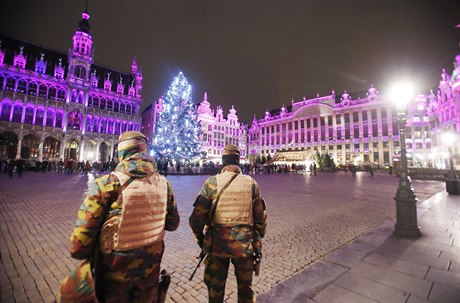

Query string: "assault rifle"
[189, 250, 206, 281]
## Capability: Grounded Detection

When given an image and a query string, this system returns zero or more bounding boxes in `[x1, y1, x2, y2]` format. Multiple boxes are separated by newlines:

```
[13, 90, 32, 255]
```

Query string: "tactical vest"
[214, 172, 253, 225]
[111, 171, 168, 251]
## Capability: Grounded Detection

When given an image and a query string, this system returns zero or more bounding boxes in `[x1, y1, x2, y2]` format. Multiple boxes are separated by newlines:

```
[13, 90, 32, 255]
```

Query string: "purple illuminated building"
[248, 87, 433, 168]
[0, 7, 143, 162]
[426, 54, 460, 168]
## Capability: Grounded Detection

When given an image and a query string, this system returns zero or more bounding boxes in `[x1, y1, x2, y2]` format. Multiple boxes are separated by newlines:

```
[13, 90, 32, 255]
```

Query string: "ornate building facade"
[426, 54, 460, 168]
[248, 86, 432, 168]
[0, 8, 143, 162]
[196, 92, 247, 162]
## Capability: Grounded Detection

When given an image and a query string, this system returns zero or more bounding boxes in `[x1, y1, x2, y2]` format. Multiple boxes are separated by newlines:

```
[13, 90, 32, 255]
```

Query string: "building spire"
[78, 1, 91, 33]
[131, 56, 138, 74]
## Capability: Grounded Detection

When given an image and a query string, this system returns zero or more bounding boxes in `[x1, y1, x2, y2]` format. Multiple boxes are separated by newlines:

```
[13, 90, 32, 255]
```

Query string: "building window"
[74, 65, 86, 79]
[5, 78, 16, 91]
[371, 109, 377, 120]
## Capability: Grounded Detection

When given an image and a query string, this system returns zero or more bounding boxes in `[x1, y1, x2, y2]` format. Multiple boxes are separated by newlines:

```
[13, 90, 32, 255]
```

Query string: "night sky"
[1, 0, 459, 123]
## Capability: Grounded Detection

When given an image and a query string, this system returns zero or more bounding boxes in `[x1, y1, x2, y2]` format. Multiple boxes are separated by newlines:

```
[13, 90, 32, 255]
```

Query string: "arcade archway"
[43, 136, 60, 160]
[0, 132, 18, 160]
[22, 134, 40, 159]
[64, 139, 80, 160]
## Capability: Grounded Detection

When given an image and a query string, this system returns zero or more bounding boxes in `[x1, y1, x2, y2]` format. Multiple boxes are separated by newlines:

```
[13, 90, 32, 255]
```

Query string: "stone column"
[42, 110, 47, 126]
[109, 142, 115, 161]
[21, 106, 26, 123]
[79, 140, 85, 161]
[81, 114, 87, 133]
[15, 135, 23, 159]
[9, 105, 14, 122]
[32, 107, 37, 124]
[95, 142, 100, 162]
[63, 111, 68, 132]
[38, 137, 44, 161]
[59, 137, 66, 160]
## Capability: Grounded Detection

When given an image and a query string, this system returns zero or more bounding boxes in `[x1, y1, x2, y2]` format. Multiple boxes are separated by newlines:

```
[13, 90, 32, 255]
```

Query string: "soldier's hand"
[197, 240, 204, 249]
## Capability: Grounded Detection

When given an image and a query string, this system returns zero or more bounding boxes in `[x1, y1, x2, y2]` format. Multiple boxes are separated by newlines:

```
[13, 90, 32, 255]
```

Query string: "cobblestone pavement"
[0, 171, 445, 303]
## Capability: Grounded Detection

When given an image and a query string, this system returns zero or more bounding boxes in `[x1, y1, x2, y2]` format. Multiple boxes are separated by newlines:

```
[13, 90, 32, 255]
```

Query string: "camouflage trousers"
[204, 255, 255, 303]
[101, 263, 160, 303]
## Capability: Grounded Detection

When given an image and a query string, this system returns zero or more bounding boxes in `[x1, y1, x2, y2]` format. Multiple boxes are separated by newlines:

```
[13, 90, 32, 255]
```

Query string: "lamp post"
[442, 132, 460, 195]
[390, 83, 421, 238]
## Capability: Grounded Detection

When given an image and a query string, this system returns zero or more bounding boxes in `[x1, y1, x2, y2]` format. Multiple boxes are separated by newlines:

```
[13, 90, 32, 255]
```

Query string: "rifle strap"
[209, 172, 239, 226]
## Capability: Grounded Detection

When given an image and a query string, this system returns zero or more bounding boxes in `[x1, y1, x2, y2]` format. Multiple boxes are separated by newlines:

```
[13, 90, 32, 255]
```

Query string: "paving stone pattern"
[0, 171, 445, 302]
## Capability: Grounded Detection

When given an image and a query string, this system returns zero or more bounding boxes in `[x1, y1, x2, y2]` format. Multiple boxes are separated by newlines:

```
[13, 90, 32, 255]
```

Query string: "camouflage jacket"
[189, 165, 267, 258]
[69, 153, 179, 283]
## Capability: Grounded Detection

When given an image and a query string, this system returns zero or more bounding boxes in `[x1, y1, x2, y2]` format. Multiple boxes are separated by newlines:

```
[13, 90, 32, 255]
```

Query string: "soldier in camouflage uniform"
[60, 131, 179, 303]
[189, 144, 268, 303]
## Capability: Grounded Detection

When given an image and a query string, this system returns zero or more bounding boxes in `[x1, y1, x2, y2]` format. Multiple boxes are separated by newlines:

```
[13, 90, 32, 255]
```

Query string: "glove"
[197, 240, 204, 249]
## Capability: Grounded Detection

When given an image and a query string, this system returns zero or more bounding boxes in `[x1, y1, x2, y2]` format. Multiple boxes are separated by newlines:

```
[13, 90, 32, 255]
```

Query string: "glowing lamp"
[389, 82, 414, 110]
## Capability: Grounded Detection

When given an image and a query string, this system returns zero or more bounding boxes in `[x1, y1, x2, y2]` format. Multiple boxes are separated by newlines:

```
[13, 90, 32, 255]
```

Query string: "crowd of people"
[1, 158, 119, 177]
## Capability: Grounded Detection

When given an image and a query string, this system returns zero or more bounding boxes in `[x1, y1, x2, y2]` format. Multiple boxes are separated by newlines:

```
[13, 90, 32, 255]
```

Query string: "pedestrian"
[58, 159, 64, 173]
[189, 144, 268, 303]
[16, 156, 24, 178]
[7, 158, 15, 178]
[41, 159, 48, 173]
[313, 163, 317, 176]
[85, 160, 91, 174]
[367, 165, 374, 179]
[388, 165, 393, 175]
[59, 131, 180, 303]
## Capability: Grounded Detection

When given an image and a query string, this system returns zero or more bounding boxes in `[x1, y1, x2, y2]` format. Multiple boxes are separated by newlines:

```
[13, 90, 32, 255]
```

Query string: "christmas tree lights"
[151, 72, 204, 162]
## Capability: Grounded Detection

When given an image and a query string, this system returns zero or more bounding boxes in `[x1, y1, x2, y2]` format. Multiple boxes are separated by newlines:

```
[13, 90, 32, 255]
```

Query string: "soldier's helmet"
[117, 131, 148, 160]
[222, 143, 241, 167]
[222, 143, 240, 156]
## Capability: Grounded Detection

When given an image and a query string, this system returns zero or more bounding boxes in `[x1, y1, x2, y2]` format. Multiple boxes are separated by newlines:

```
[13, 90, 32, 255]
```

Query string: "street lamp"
[390, 82, 421, 238]
[442, 132, 460, 195]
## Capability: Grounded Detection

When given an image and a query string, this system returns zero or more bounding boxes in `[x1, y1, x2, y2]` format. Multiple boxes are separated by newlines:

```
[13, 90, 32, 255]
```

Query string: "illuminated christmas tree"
[152, 72, 203, 162]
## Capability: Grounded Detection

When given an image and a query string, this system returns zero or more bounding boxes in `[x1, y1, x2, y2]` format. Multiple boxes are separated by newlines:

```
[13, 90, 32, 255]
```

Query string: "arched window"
[57, 89, 66, 101]
[113, 101, 119, 112]
[121, 121, 127, 132]
[120, 102, 126, 113]
[24, 106, 34, 124]
[67, 110, 82, 130]
[43, 137, 59, 159]
[74, 65, 86, 79]
[114, 120, 120, 135]
[1, 102, 12, 121]
[55, 111, 63, 128]
[99, 98, 106, 110]
[35, 108, 45, 125]
[28, 83, 37, 95]
[38, 84, 47, 98]
[46, 109, 54, 127]
[17, 80, 27, 93]
[107, 120, 114, 134]
[88, 95, 93, 108]
[86, 115, 93, 132]
[22, 135, 40, 159]
[12, 104, 23, 123]
[100, 119, 107, 133]
[107, 99, 113, 111]
[5, 78, 15, 90]
[48, 87, 57, 100]
[93, 116, 99, 132]
[77, 92, 85, 104]
[71, 90, 77, 103]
